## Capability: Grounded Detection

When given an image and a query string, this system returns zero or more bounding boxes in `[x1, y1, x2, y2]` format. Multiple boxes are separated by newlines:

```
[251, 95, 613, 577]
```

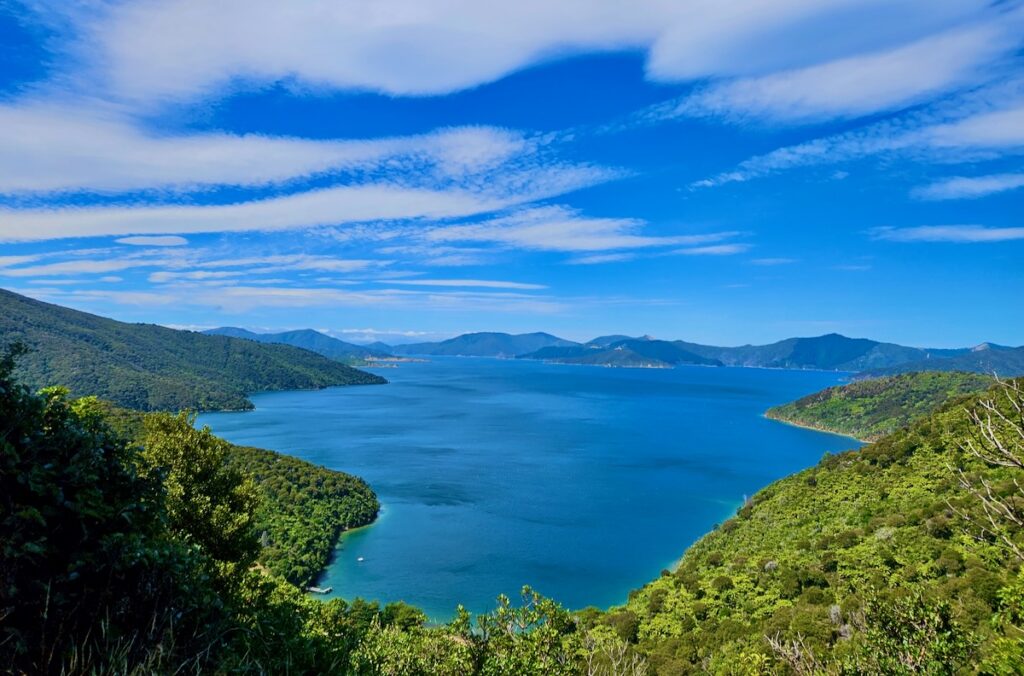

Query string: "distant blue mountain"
[519, 332, 1007, 374]
[387, 332, 576, 357]
[204, 327, 392, 361]
[520, 339, 720, 368]
[858, 343, 1024, 378]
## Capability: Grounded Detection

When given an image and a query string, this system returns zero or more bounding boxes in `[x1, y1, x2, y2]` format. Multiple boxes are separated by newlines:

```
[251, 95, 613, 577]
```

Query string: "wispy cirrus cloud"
[0, 103, 572, 196]
[672, 243, 752, 256]
[21, 283, 569, 315]
[913, 172, 1024, 200]
[43, 0, 988, 104]
[690, 90, 1024, 189]
[116, 235, 189, 246]
[872, 225, 1024, 243]
[672, 15, 1021, 124]
[567, 253, 638, 265]
[425, 205, 740, 253]
[385, 279, 547, 290]
[0, 184, 509, 241]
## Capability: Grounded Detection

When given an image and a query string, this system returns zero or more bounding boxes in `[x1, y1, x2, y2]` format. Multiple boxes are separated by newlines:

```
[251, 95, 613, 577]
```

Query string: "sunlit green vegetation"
[4, 338, 1023, 674]
[227, 445, 379, 586]
[0, 345, 635, 673]
[87, 401, 379, 588]
[0, 287, 385, 411]
[603, 377, 1024, 672]
[766, 371, 994, 440]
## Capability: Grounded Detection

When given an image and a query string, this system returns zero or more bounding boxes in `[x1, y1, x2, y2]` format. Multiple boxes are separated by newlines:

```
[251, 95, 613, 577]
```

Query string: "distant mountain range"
[386, 332, 576, 357]
[373, 330, 1024, 377]
[857, 342, 1024, 379]
[0, 289, 385, 411]
[204, 327, 393, 361]
[519, 339, 722, 368]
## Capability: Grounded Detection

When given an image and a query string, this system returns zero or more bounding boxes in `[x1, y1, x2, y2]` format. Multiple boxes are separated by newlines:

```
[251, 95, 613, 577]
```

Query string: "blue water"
[198, 358, 859, 621]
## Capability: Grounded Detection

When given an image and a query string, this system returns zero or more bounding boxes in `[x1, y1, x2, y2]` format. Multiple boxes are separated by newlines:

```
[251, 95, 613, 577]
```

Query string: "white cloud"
[567, 253, 638, 265]
[913, 172, 1024, 200]
[923, 105, 1024, 149]
[673, 244, 752, 256]
[0, 184, 513, 241]
[192, 254, 385, 274]
[872, 225, 1024, 242]
[0, 103, 540, 194]
[116, 235, 189, 246]
[426, 206, 739, 252]
[0, 255, 43, 268]
[386, 278, 547, 290]
[148, 270, 243, 283]
[49, 0, 990, 105]
[677, 18, 1018, 123]
[32, 284, 567, 314]
[690, 94, 1024, 188]
[0, 257, 159, 277]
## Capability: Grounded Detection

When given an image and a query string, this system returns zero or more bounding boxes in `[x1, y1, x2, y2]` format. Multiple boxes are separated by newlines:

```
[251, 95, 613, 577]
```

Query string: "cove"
[198, 357, 860, 622]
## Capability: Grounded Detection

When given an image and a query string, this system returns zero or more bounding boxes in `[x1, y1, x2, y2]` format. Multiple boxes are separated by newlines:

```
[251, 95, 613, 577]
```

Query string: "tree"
[142, 412, 259, 567]
[0, 345, 216, 673]
[951, 378, 1024, 672]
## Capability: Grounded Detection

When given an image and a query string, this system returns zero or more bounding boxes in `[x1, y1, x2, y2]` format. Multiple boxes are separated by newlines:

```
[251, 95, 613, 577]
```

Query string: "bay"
[198, 357, 859, 622]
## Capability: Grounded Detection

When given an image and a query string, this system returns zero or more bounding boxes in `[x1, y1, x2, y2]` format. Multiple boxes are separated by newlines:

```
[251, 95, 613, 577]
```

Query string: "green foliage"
[0, 287, 386, 411]
[613, 379, 1023, 672]
[851, 593, 975, 673]
[142, 412, 260, 566]
[0, 344, 222, 673]
[7, 329, 1024, 674]
[225, 444, 379, 586]
[206, 326, 392, 362]
[767, 371, 993, 440]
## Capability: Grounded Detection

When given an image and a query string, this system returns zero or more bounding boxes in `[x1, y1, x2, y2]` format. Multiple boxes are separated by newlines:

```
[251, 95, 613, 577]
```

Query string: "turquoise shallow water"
[198, 357, 860, 621]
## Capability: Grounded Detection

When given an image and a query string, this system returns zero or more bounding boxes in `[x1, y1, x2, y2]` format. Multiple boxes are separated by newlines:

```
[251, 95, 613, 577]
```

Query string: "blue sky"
[0, 1, 1022, 347]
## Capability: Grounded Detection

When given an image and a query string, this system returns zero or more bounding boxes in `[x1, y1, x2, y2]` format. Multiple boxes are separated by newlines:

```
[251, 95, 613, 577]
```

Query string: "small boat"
[357, 556, 365, 562]
[307, 586, 333, 594]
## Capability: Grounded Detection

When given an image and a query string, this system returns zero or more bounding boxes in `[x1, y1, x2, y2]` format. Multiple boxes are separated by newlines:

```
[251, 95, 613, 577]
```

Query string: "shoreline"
[762, 411, 868, 443]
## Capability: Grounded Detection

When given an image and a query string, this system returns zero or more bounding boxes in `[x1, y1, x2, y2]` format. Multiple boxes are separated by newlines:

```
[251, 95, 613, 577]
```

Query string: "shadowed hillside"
[0, 288, 386, 411]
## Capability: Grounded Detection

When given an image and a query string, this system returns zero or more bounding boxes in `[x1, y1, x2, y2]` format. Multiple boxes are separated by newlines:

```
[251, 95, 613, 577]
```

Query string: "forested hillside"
[5, 342, 1023, 673]
[519, 339, 722, 368]
[608, 378, 1024, 672]
[766, 371, 994, 440]
[205, 326, 392, 362]
[0, 350, 636, 673]
[0, 288, 386, 411]
[227, 445, 378, 586]
[99, 402, 379, 588]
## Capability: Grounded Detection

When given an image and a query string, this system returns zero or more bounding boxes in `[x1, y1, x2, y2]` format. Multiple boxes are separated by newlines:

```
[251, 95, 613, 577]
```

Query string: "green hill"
[99, 403, 378, 588]
[610, 378, 1024, 672]
[0, 288, 386, 411]
[204, 327, 393, 362]
[519, 339, 722, 368]
[4, 340, 1024, 673]
[766, 371, 994, 441]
